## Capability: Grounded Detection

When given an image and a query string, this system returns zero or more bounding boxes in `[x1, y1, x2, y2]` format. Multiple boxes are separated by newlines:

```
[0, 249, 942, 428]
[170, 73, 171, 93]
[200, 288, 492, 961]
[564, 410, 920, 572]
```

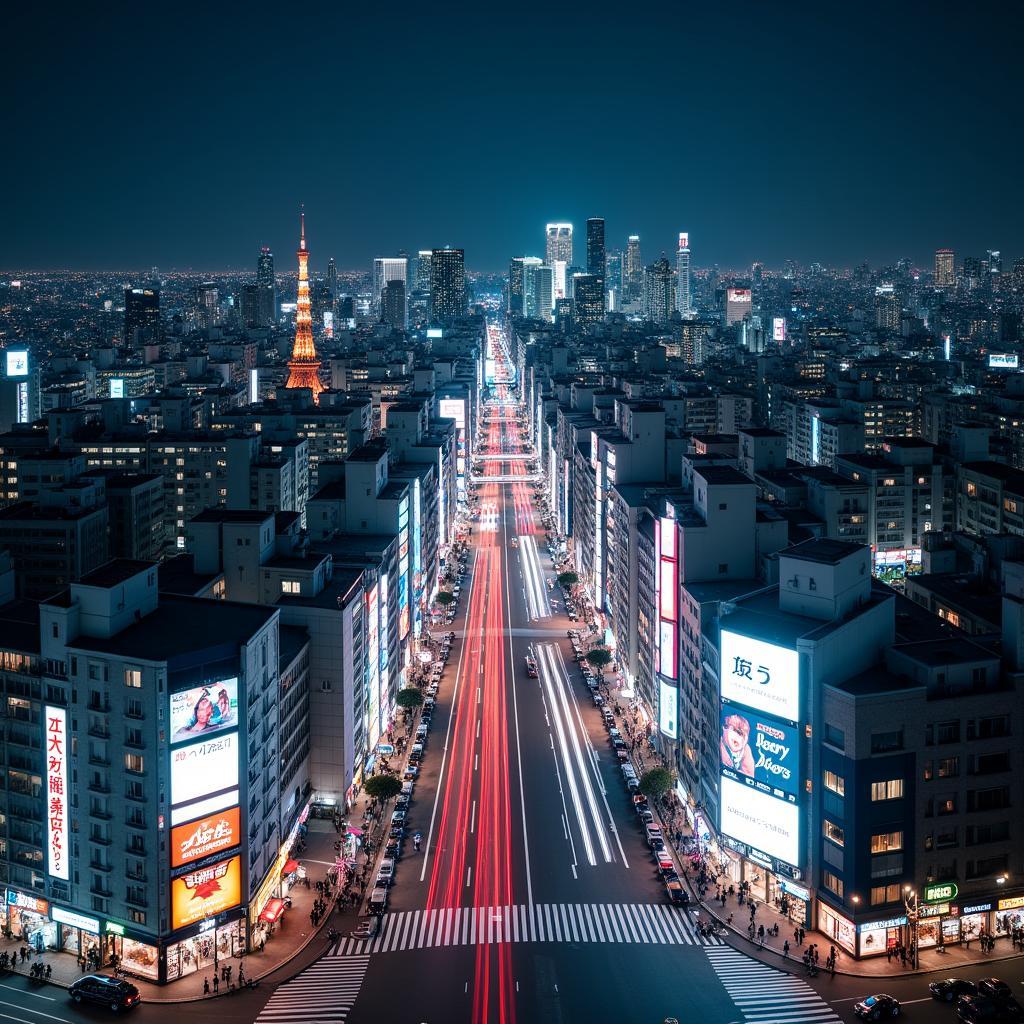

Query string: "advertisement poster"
[171, 856, 242, 930]
[169, 679, 239, 744]
[171, 807, 241, 868]
[171, 733, 239, 808]
[720, 775, 800, 866]
[45, 706, 69, 880]
[720, 703, 799, 800]
[719, 629, 800, 722]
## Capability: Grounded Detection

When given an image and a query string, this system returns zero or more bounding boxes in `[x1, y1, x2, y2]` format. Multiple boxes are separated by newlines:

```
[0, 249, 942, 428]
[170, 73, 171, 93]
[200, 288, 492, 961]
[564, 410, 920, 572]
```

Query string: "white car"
[376, 858, 395, 884]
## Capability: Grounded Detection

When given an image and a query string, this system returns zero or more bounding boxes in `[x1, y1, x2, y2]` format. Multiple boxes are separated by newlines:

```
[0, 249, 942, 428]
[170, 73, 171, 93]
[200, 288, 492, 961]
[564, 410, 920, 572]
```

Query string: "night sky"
[3, 2, 1021, 272]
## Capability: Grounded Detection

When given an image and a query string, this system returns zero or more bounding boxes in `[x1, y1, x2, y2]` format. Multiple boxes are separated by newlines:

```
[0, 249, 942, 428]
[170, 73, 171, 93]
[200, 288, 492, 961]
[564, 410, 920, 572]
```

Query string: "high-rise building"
[572, 273, 604, 329]
[257, 246, 276, 326]
[988, 249, 1002, 276]
[605, 251, 622, 295]
[372, 257, 408, 318]
[381, 279, 407, 330]
[192, 282, 220, 330]
[508, 257, 526, 315]
[285, 211, 325, 400]
[725, 286, 753, 326]
[326, 257, 338, 306]
[624, 235, 642, 299]
[586, 218, 605, 278]
[675, 232, 691, 315]
[934, 248, 955, 288]
[415, 251, 432, 293]
[643, 256, 674, 324]
[874, 283, 901, 331]
[124, 287, 161, 346]
[429, 248, 466, 321]
[545, 223, 573, 300]
[519, 257, 545, 319]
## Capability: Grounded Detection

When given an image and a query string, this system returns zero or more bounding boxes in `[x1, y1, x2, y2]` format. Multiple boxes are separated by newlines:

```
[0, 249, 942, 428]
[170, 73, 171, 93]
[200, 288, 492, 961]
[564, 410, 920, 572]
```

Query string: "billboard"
[109, 378, 125, 399]
[171, 807, 242, 868]
[5, 350, 28, 377]
[678, 232, 689, 250]
[171, 732, 239, 809]
[720, 775, 800, 866]
[727, 288, 752, 304]
[45, 707, 69, 880]
[169, 679, 239, 744]
[719, 629, 800, 722]
[171, 856, 242, 930]
[659, 679, 678, 739]
[773, 317, 787, 343]
[438, 397, 465, 431]
[989, 353, 1019, 370]
[720, 703, 799, 801]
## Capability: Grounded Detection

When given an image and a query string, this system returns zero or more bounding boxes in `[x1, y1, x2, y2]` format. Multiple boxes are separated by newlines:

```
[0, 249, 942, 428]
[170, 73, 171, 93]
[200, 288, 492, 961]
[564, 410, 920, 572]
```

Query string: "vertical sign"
[45, 707, 69, 880]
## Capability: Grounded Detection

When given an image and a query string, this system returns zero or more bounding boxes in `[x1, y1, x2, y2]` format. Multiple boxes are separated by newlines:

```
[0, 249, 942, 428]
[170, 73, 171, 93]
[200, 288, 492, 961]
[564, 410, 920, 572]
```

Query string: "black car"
[855, 994, 901, 1020]
[931, 979, 978, 1002]
[957, 996, 1024, 1023]
[980, 981, 1014, 1002]
[70, 975, 141, 1013]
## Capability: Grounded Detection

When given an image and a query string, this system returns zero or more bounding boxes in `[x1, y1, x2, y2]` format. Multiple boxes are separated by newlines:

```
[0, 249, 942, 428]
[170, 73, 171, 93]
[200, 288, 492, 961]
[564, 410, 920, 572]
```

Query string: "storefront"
[4, 890, 56, 951]
[165, 914, 246, 981]
[818, 902, 859, 955]
[995, 895, 1024, 938]
[102, 922, 160, 982]
[52, 907, 101, 964]
[857, 914, 906, 958]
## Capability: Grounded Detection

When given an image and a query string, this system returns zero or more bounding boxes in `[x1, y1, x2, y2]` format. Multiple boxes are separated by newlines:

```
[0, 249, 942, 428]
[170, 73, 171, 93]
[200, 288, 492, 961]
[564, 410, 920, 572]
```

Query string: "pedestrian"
[213, 975, 220, 994]
[900, 946, 907, 965]
[799, 926, 806, 945]
[886, 946, 893, 963]
[794, 928, 801, 946]
[204, 978, 210, 996]
[758, 925, 765, 941]
[783, 940, 790, 958]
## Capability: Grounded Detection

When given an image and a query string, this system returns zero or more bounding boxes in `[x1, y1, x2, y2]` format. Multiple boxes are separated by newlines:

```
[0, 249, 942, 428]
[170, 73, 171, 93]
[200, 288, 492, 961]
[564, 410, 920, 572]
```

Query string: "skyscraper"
[605, 251, 623, 309]
[415, 251, 432, 293]
[934, 248, 955, 288]
[545, 223, 573, 300]
[381, 279, 407, 330]
[987, 249, 1002, 276]
[874, 284, 901, 331]
[326, 257, 338, 307]
[124, 287, 161, 346]
[257, 246, 276, 326]
[573, 273, 604, 330]
[509, 257, 526, 315]
[430, 247, 466, 322]
[285, 211, 325, 400]
[643, 256, 674, 325]
[624, 235, 642, 299]
[586, 218, 605, 278]
[675, 232, 691, 316]
[519, 257, 545, 319]
[372, 257, 408, 319]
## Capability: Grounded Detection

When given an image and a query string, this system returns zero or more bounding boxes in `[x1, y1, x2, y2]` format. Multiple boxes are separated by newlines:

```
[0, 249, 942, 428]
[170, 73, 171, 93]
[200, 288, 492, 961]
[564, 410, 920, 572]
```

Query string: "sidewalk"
[0, 820, 358, 1003]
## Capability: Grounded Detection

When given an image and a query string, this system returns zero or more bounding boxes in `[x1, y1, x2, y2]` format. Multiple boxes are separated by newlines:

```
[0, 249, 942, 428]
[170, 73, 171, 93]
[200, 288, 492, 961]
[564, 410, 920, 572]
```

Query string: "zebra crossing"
[254, 954, 370, 1023]
[706, 946, 841, 1024]
[334, 901, 719, 954]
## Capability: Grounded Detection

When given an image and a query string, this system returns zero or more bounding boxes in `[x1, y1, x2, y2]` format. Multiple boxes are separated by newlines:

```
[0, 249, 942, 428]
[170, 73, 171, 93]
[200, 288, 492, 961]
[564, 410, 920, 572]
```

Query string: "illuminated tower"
[285, 210, 325, 400]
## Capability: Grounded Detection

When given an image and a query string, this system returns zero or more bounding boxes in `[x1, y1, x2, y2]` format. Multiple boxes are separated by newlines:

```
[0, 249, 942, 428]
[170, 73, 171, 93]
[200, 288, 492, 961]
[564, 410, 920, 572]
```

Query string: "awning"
[281, 859, 299, 876]
[259, 898, 286, 924]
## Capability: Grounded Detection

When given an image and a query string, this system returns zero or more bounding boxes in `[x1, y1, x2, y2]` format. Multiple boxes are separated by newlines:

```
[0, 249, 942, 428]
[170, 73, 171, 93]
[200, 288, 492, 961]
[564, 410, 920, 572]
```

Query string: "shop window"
[822, 870, 844, 897]
[871, 778, 904, 801]
[871, 831, 903, 854]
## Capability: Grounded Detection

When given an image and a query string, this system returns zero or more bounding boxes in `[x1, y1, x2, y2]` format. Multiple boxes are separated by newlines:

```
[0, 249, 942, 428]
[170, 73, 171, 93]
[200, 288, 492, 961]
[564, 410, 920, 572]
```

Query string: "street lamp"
[904, 886, 919, 968]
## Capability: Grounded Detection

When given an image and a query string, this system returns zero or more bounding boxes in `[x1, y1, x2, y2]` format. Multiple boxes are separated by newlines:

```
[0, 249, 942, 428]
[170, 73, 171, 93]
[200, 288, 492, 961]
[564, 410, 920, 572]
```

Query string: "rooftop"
[78, 559, 156, 589]
[783, 538, 865, 565]
[191, 509, 273, 524]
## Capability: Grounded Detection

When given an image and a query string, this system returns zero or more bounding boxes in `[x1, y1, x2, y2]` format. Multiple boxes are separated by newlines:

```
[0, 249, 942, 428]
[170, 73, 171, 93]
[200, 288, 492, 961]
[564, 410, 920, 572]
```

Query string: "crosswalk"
[334, 901, 718, 954]
[706, 946, 840, 1024]
[254, 954, 370, 1023]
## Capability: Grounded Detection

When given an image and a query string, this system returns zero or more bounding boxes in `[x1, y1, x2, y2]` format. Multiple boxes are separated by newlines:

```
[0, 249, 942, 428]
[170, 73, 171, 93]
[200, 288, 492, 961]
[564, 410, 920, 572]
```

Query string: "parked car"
[70, 976, 141, 1013]
[666, 879, 688, 905]
[930, 979, 978, 1003]
[979, 981, 1014, 1002]
[352, 916, 380, 939]
[368, 885, 389, 915]
[957, 996, 1024, 1023]
[854, 994, 901, 1020]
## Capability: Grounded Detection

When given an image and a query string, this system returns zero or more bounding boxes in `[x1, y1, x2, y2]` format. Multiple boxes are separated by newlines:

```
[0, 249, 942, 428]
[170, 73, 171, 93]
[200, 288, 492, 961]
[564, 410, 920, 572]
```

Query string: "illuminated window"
[870, 831, 903, 854]
[823, 770, 845, 796]
[822, 870, 844, 897]
[1005, 498, 1018, 514]
[870, 884, 901, 905]
[124, 669, 142, 689]
[124, 753, 144, 774]
[871, 779, 904, 801]
[966, 481, 977, 496]
[824, 820, 845, 847]
[282, 580, 300, 594]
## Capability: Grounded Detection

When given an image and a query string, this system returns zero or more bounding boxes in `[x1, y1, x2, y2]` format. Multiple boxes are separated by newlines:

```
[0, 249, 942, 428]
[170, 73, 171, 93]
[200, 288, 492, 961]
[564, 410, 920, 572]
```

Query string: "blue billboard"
[720, 702, 799, 803]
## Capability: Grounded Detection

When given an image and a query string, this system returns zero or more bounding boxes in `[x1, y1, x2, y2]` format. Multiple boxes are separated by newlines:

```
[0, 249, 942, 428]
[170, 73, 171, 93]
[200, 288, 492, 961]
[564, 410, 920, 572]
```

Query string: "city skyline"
[2, 3, 1022, 271]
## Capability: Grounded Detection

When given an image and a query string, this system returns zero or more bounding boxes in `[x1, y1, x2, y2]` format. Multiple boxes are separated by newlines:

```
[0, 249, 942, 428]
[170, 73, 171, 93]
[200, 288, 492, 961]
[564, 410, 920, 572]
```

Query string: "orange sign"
[171, 807, 241, 868]
[171, 856, 242, 930]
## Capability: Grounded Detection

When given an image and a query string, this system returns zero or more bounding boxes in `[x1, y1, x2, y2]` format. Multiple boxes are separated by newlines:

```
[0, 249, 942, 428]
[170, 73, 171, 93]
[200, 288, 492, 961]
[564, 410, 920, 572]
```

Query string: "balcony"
[87, 779, 111, 794]
[89, 834, 111, 847]
[89, 807, 112, 821]
[90, 883, 112, 898]
[89, 859, 113, 872]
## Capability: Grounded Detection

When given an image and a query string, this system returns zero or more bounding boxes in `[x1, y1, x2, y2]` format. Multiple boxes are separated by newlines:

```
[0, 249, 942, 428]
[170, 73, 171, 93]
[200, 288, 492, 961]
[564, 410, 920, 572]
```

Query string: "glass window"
[824, 770, 845, 796]
[824, 820, 845, 847]
[822, 870, 844, 897]
[124, 753, 144, 774]
[124, 669, 142, 688]
[870, 831, 903, 854]
[871, 778, 904, 801]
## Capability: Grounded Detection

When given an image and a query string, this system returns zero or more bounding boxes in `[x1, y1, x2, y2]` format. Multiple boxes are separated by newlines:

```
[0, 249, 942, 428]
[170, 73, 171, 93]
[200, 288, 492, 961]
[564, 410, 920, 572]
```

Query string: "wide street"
[2, 322, 1022, 1024]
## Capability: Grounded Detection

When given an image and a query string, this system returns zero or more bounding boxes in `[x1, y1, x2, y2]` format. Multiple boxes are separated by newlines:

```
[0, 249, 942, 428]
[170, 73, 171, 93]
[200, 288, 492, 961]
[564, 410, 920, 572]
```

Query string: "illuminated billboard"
[426, 327, 443, 339]
[171, 807, 241, 868]
[720, 703, 798, 801]
[109, 378, 125, 399]
[659, 679, 678, 739]
[720, 629, 800, 722]
[5, 350, 28, 377]
[773, 317, 787, 343]
[171, 733, 239, 809]
[171, 856, 242, 930]
[45, 707, 69, 880]
[720, 775, 800, 866]
[727, 288, 752, 304]
[169, 679, 239, 744]
[678, 232, 689, 250]
[438, 398, 465, 431]
[989, 353, 1019, 370]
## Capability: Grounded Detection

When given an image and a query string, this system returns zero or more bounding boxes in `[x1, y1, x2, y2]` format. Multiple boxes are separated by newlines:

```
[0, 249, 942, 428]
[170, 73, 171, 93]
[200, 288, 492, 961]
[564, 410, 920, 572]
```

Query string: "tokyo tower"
[285, 209, 325, 400]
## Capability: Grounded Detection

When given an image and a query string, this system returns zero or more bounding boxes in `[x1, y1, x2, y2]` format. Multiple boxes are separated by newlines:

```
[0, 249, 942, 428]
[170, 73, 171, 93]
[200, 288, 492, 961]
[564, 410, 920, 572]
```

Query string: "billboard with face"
[719, 629, 799, 722]
[169, 679, 239, 744]
[720, 703, 798, 801]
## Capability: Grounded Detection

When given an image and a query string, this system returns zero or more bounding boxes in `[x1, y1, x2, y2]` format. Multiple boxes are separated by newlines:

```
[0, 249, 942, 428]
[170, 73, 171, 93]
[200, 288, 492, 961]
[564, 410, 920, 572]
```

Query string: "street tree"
[584, 648, 613, 672]
[363, 774, 403, 803]
[639, 767, 675, 800]
[435, 591, 455, 607]
[557, 571, 579, 589]
[396, 687, 424, 711]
